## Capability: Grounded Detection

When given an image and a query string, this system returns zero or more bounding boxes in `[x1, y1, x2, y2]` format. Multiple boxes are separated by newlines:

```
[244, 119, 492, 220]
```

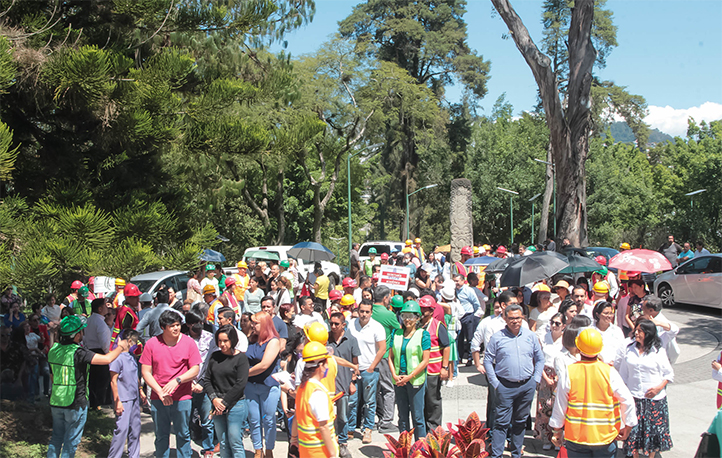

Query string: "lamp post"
[529, 193, 542, 245]
[497, 187, 519, 245]
[685, 189, 707, 209]
[534, 158, 556, 237]
[406, 184, 439, 240]
[347, 144, 382, 272]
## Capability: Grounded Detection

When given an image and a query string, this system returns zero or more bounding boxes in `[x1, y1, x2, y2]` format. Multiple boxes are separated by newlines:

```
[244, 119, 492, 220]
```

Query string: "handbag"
[695, 432, 720, 458]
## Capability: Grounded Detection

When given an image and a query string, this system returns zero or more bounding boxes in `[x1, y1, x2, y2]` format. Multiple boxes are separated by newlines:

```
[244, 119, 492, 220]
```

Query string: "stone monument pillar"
[450, 178, 473, 263]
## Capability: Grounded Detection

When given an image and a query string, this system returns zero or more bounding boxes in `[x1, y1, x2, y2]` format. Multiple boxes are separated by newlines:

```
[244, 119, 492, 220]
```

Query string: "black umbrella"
[499, 252, 570, 287]
[559, 252, 602, 274]
[484, 257, 514, 274]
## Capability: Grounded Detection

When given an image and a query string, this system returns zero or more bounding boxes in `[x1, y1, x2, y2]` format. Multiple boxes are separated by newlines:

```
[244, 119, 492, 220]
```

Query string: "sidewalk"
[137, 308, 721, 457]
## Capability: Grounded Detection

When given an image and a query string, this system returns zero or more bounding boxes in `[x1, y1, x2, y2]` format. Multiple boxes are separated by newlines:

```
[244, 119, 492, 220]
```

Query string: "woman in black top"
[203, 324, 250, 458]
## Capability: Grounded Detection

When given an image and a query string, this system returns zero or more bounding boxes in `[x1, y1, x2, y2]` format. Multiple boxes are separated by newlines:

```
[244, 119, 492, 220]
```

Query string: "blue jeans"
[335, 394, 349, 444]
[150, 399, 192, 458]
[565, 440, 617, 458]
[192, 392, 215, 452]
[348, 387, 358, 433]
[355, 369, 379, 431]
[246, 382, 281, 450]
[214, 400, 248, 458]
[48, 405, 88, 458]
[27, 362, 39, 402]
[394, 383, 426, 440]
[490, 377, 536, 458]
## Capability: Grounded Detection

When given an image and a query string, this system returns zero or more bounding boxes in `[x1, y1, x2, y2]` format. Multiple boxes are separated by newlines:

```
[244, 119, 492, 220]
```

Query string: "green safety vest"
[71, 299, 91, 316]
[392, 329, 426, 387]
[48, 342, 88, 407]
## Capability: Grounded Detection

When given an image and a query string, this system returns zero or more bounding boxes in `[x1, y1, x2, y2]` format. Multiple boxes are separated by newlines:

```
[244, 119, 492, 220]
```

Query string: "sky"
[272, 0, 722, 137]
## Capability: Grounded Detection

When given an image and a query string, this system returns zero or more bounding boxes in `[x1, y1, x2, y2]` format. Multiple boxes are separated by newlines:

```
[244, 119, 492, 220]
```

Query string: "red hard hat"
[418, 295, 437, 309]
[461, 246, 473, 256]
[123, 283, 141, 297]
[497, 246, 507, 254]
[71, 280, 83, 290]
[380, 253, 389, 260]
[88, 276, 95, 285]
[372, 273, 379, 281]
[594, 255, 607, 266]
[225, 277, 236, 288]
[342, 277, 357, 288]
[329, 290, 343, 301]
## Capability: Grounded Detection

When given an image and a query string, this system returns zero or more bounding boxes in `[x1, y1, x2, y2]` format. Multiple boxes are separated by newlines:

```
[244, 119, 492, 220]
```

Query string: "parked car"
[130, 270, 190, 299]
[242, 245, 341, 280]
[359, 241, 405, 263]
[653, 254, 722, 309]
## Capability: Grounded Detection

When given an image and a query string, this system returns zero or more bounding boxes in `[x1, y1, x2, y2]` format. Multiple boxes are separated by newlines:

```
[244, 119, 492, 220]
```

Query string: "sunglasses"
[551, 321, 563, 326]
[330, 321, 344, 327]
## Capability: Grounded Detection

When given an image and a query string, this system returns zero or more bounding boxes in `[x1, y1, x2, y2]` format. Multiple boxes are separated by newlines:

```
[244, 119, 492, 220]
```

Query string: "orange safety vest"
[296, 378, 337, 458]
[423, 318, 443, 375]
[233, 273, 250, 301]
[206, 299, 222, 326]
[112, 305, 139, 340]
[564, 360, 621, 446]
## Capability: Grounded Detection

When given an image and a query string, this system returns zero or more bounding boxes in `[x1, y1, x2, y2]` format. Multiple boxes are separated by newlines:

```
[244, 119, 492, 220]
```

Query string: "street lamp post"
[534, 158, 556, 237]
[406, 184, 439, 240]
[347, 145, 382, 272]
[497, 187, 519, 245]
[529, 193, 542, 245]
[685, 189, 707, 209]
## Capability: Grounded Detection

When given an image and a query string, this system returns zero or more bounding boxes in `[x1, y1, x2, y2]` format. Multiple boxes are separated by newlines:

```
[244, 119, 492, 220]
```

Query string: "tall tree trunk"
[274, 166, 285, 245]
[538, 143, 553, 243]
[491, 0, 594, 247]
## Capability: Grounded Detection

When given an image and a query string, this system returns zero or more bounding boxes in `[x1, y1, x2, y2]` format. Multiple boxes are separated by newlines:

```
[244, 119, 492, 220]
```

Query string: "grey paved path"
[136, 304, 722, 458]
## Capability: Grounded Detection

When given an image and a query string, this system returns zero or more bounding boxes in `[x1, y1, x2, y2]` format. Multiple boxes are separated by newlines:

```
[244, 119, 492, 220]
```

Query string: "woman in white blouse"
[529, 290, 556, 341]
[615, 319, 674, 458]
[592, 301, 626, 364]
[533, 312, 565, 450]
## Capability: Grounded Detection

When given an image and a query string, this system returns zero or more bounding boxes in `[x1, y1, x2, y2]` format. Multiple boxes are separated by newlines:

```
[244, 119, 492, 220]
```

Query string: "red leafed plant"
[383, 429, 426, 458]
[447, 412, 490, 458]
[418, 425, 460, 458]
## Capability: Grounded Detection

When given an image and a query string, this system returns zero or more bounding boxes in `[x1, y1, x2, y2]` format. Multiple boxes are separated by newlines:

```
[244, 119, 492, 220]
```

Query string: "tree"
[491, 0, 597, 247]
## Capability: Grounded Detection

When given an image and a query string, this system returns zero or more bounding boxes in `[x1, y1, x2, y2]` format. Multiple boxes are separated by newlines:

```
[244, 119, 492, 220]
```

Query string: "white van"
[242, 246, 341, 280]
[359, 241, 405, 263]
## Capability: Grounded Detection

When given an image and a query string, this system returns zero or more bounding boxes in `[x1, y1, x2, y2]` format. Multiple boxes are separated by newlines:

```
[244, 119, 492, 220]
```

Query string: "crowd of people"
[0, 235, 703, 458]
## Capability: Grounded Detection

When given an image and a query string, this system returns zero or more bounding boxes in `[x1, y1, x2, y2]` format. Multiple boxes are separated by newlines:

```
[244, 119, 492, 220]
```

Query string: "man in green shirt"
[371, 285, 401, 433]
[364, 248, 380, 276]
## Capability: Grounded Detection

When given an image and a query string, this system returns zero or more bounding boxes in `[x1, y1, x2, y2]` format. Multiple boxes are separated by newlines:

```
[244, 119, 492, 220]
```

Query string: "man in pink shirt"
[140, 310, 201, 458]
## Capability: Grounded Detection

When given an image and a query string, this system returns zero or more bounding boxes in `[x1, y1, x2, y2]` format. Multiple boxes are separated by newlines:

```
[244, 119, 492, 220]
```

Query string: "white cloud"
[645, 102, 722, 138]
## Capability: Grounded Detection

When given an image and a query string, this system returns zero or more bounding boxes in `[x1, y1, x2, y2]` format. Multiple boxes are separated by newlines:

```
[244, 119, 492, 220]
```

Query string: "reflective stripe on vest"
[424, 318, 443, 375]
[112, 306, 139, 340]
[296, 378, 336, 458]
[564, 360, 621, 446]
[48, 343, 87, 407]
[392, 329, 426, 386]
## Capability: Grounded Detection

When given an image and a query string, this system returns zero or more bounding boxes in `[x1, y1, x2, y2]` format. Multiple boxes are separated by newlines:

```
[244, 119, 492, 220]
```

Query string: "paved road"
[136, 303, 722, 458]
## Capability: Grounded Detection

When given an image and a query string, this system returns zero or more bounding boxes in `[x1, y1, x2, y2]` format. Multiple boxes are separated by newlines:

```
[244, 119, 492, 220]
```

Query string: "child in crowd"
[108, 330, 146, 458]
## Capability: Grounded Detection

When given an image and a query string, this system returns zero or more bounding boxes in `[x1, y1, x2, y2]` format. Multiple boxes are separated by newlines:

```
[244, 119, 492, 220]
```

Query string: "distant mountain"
[607, 121, 673, 146]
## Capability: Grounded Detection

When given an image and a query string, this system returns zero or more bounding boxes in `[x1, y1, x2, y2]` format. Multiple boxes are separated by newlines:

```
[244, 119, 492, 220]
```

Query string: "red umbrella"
[608, 249, 672, 273]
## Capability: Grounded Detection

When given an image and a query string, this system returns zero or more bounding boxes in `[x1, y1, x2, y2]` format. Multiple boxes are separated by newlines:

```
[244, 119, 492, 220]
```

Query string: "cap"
[88, 277, 95, 285]
[595, 266, 609, 277]
[202, 284, 216, 295]
[368, 247, 377, 255]
[380, 253, 389, 260]
[206, 264, 216, 271]
[329, 290, 343, 301]
[372, 273, 379, 281]
[460, 246, 473, 256]
[414, 238, 421, 244]
[440, 286, 455, 301]
[593, 281, 610, 294]
[139, 292, 153, 302]
[402, 247, 412, 254]
[60, 315, 87, 336]
[340, 294, 356, 307]
[123, 283, 141, 297]
[497, 246, 507, 254]
[620, 242, 631, 250]
[391, 295, 404, 309]
[280, 260, 290, 268]
[482, 244, 491, 252]
[418, 295, 436, 309]
[421, 263, 433, 273]
[400, 300, 421, 315]
[71, 280, 83, 290]
[237, 261, 248, 269]
[225, 277, 236, 288]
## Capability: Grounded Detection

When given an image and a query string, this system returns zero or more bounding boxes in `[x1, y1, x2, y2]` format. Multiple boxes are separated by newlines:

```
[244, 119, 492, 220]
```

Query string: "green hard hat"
[60, 315, 87, 336]
[206, 264, 216, 270]
[595, 266, 609, 277]
[400, 300, 421, 315]
[280, 260, 290, 268]
[391, 295, 404, 309]
[78, 286, 90, 298]
[368, 247, 377, 254]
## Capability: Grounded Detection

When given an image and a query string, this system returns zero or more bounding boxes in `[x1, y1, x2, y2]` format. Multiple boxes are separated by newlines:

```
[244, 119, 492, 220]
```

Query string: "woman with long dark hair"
[615, 319, 674, 458]
[592, 301, 625, 364]
[533, 312, 565, 450]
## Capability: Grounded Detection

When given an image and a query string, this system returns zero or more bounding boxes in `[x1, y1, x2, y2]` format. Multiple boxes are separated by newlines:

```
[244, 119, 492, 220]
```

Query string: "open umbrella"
[608, 249, 672, 273]
[200, 248, 226, 263]
[464, 256, 498, 267]
[244, 250, 280, 261]
[288, 242, 336, 262]
[500, 252, 570, 287]
[484, 256, 514, 274]
[559, 252, 602, 274]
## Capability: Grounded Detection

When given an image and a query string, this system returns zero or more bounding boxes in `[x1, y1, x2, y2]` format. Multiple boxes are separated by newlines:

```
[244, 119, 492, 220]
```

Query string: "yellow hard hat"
[202, 284, 216, 295]
[414, 237, 421, 244]
[576, 328, 604, 357]
[115, 278, 126, 287]
[620, 242, 631, 250]
[237, 261, 248, 269]
[482, 244, 491, 252]
[592, 281, 610, 294]
[535, 284, 551, 292]
[405, 239, 412, 246]
[304, 321, 328, 344]
[402, 247, 412, 254]
[473, 246, 480, 254]
[340, 294, 356, 307]
[302, 341, 329, 363]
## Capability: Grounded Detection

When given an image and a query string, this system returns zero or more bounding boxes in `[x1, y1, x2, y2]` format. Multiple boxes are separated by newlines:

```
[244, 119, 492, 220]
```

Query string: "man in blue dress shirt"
[484, 303, 544, 458]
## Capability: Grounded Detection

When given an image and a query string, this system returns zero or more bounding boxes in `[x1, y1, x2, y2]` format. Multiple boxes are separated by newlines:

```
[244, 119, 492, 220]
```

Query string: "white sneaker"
[446, 380, 455, 388]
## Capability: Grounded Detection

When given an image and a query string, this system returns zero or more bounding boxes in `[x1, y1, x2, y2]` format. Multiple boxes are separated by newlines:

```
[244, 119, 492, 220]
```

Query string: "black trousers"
[457, 313, 476, 362]
[88, 348, 110, 407]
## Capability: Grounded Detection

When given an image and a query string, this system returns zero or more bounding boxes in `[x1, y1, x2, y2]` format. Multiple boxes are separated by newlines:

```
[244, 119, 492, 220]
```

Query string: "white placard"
[378, 265, 411, 290]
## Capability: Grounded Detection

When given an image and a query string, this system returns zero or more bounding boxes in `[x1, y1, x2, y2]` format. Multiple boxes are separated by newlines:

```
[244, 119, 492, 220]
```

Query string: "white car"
[653, 254, 722, 309]
[359, 241, 405, 263]
[242, 245, 341, 279]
